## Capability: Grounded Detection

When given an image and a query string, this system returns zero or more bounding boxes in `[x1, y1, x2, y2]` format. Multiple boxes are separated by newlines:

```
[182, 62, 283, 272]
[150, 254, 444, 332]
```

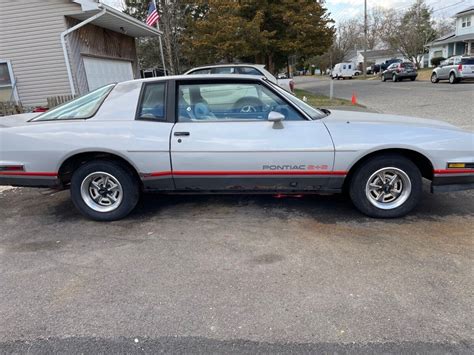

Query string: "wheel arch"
[57, 150, 142, 188]
[342, 148, 434, 192]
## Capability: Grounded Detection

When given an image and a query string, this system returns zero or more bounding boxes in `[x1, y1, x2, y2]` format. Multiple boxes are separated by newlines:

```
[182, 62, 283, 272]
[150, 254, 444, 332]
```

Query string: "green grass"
[294, 89, 358, 107]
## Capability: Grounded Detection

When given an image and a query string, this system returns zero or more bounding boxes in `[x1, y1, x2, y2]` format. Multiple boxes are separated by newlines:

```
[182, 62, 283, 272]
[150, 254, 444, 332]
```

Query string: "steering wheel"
[232, 97, 266, 113]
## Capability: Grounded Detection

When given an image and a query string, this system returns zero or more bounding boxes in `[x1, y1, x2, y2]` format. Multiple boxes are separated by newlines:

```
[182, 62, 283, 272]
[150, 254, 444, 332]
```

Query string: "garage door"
[83, 57, 134, 91]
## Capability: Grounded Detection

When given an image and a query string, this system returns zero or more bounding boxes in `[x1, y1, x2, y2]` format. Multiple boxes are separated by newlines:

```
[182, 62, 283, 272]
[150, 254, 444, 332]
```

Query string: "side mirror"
[268, 111, 285, 129]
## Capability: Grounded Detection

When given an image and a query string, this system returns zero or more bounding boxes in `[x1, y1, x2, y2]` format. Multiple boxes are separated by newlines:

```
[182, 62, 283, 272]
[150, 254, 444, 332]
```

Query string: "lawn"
[293, 88, 359, 108]
[416, 68, 432, 81]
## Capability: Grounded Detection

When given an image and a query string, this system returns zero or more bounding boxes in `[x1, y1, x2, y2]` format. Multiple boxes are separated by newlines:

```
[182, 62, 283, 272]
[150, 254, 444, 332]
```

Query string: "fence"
[0, 95, 73, 117]
[0, 102, 23, 116]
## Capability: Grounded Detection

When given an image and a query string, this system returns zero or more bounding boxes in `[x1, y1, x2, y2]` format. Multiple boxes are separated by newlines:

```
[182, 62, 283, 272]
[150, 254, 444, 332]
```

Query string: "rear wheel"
[431, 73, 439, 83]
[70, 160, 140, 221]
[392, 74, 398, 82]
[449, 72, 458, 84]
[381, 74, 386, 82]
[410, 77, 416, 81]
[349, 155, 422, 218]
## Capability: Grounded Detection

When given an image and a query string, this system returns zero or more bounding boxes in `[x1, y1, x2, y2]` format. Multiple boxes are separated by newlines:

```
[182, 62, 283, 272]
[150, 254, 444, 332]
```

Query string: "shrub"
[431, 57, 445, 67]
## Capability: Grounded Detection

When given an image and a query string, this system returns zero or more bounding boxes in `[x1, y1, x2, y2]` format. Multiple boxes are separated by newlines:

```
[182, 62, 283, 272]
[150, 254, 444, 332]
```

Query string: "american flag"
[146, 1, 159, 27]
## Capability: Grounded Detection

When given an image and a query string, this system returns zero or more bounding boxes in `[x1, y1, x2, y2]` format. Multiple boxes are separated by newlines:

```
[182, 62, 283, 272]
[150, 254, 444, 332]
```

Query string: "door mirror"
[268, 111, 285, 129]
[268, 111, 285, 122]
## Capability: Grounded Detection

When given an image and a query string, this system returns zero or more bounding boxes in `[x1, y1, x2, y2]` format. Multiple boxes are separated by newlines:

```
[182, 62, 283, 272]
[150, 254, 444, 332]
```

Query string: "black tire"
[449, 72, 457, 84]
[392, 74, 398, 82]
[410, 77, 416, 81]
[349, 155, 422, 218]
[70, 160, 140, 221]
[431, 73, 439, 83]
[381, 74, 386, 82]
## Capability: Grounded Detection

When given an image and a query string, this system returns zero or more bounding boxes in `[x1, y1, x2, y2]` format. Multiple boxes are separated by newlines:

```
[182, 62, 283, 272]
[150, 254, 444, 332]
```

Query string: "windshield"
[265, 80, 325, 119]
[32, 84, 115, 121]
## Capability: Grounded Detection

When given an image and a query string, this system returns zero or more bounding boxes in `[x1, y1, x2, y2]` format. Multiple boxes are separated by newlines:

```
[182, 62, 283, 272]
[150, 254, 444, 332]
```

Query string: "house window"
[0, 60, 18, 102]
[462, 15, 471, 28]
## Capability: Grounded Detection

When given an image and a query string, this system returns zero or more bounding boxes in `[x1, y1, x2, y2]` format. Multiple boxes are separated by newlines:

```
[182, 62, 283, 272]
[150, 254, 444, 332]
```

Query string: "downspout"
[60, 7, 107, 97]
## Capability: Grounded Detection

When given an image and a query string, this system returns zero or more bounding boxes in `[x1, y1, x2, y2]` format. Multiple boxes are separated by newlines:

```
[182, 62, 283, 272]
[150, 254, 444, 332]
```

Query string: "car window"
[32, 84, 115, 121]
[188, 68, 212, 75]
[447, 58, 454, 65]
[461, 58, 474, 65]
[343, 65, 346, 69]
[177, 82, 304, 122]
[348, 64, 352, 69]
[137, 82, 166, 120]
[454, 57, 461, 65]
[211, 67, 236, 74]
[239, 67, 263, 75]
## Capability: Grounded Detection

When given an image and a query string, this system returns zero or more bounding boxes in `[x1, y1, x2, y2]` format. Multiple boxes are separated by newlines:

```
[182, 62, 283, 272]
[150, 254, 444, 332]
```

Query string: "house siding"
[0, 0, 80, 106]
[66, 17, 139, 96]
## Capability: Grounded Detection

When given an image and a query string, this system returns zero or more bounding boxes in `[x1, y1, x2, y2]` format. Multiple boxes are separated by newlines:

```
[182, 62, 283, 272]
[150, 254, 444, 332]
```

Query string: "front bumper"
[431, 174, 474, 192]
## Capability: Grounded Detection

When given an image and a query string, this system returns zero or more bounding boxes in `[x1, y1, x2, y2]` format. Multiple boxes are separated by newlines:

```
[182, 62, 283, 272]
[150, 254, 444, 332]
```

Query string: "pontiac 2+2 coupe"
[0, 75, 473, 220]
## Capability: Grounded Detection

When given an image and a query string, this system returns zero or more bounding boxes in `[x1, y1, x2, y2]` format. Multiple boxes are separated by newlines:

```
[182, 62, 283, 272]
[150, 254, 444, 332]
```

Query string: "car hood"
[323, 110, 463, 132]
[0, 113, 41, 128]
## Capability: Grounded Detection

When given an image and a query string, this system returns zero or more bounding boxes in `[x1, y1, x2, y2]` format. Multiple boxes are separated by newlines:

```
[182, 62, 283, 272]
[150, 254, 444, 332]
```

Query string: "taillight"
[289, 80, 295, 92]
[458, 64, 463, 72]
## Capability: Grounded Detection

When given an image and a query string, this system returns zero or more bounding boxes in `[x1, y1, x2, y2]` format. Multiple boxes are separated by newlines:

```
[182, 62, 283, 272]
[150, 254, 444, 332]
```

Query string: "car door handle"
[174, 132, 190, 136]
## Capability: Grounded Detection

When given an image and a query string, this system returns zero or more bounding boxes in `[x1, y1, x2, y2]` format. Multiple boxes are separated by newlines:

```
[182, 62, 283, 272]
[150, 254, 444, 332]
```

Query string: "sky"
[326, 0, 474, 24]
[101, 0, 474, 23]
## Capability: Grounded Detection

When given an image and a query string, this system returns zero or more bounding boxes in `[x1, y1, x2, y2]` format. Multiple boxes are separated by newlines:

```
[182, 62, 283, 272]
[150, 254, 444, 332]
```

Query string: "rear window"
[32, 84, 115, 121]
[402, 62, 414, 68]
[461, 58, 474, 65]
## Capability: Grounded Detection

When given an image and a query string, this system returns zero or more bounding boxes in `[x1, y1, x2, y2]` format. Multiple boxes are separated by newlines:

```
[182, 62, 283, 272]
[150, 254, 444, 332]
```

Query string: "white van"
[331, 62, 358, 79]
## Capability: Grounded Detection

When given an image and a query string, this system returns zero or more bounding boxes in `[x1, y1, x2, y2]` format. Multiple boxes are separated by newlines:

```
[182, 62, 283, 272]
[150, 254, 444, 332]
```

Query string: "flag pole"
[153, 0, 167, 76]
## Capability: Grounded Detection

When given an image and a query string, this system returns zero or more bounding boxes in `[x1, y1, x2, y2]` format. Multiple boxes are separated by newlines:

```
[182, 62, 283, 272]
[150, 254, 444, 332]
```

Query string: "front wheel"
[392, 74, 398, 82]
[381, 75, 386, 82]
[70, 160, 140, 221]
[349, 155, 422, 218]
[431, 73, 439, 83]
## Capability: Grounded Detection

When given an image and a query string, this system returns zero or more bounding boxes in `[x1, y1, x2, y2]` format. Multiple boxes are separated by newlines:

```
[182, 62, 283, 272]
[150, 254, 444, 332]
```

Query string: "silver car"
[431, 56, 474, 84]
[1, 75, 473, 221]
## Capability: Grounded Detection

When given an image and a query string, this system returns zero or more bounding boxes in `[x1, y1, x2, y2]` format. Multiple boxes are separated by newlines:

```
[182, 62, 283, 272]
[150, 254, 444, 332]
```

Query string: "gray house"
[0, 0, 161, 107]
[427, 6, 474, 66]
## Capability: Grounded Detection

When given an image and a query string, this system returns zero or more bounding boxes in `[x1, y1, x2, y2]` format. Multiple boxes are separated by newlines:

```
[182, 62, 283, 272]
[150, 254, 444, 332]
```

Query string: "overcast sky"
[326, 0, 474, 23]
[101, 0, 474, 23]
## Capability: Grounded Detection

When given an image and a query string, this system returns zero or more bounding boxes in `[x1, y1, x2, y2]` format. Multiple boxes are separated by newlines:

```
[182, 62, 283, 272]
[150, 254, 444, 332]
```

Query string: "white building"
[427, 6, 474, 66]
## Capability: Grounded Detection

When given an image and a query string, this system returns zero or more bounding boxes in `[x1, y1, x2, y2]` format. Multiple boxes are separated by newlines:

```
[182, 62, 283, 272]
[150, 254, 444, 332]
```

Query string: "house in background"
[427, 6, 474, 66]
[0, 0, 161, 107]
[361, 49, 405, 67]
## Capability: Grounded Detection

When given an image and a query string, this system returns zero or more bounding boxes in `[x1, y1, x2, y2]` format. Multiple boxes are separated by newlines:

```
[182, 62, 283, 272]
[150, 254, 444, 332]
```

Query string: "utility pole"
[363, 0, 367, 79]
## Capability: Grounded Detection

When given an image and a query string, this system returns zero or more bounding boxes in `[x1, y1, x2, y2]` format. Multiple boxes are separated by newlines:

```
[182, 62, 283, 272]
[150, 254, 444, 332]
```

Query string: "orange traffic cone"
[351, 92, 357, 105]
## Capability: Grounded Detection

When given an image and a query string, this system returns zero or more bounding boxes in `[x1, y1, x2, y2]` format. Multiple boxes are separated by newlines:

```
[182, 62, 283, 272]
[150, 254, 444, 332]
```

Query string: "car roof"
[119, 74, 267, 86]
[187, 63, 266, 70]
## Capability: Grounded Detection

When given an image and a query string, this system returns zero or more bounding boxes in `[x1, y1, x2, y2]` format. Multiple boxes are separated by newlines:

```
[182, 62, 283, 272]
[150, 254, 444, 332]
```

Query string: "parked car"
[380, 58, 403, 71]
[184, 64, 295, 93]
[1, 75, 472, 221]
[366, 66, 373, 75]
[431, 56, 474, 84]
[381, 62, 417, 82]
[331, 62, 357, 79]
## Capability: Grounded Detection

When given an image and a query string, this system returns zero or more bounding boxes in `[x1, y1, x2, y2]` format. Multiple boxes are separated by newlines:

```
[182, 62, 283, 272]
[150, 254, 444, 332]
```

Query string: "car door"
[170, 79, 335, 192]
[439, 58, 453, 79]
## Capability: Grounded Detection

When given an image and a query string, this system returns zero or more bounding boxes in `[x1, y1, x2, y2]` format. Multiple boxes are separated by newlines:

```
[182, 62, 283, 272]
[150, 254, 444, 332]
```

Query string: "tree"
[123, 0, 184, 74]
[385, 0, 436, 68]
[182, 0, 334, 73]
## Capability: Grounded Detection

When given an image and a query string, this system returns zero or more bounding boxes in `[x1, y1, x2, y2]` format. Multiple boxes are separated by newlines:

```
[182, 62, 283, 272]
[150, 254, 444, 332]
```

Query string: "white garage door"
[83, 57, 134, 91]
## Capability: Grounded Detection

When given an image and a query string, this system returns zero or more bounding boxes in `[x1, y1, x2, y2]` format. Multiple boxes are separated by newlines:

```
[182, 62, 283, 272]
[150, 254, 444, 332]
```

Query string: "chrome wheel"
[80, 172, 123, 213]
[365, 167, 412, 210]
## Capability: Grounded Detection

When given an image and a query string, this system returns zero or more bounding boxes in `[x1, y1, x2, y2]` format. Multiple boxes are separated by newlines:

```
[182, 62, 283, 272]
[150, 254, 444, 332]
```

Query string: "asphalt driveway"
[295, 76, 474, 131]
[1, 185, 473, 353]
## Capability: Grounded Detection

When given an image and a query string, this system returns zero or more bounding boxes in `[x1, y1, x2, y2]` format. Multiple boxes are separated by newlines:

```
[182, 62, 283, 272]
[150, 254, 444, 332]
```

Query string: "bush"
[431, 57, 445, 67]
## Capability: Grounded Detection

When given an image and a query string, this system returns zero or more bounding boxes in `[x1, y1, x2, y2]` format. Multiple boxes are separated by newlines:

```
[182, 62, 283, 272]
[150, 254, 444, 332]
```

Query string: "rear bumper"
[431, 174, 474, 192]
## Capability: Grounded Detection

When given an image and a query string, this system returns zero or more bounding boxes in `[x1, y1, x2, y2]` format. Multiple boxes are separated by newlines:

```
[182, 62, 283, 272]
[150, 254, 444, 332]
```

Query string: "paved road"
[295, 76, 474, 131]
[1, 186, 473, 353]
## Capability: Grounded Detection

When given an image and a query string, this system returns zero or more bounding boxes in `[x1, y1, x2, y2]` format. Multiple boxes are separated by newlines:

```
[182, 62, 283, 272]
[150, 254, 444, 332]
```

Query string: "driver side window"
[177, 82, 303, 122]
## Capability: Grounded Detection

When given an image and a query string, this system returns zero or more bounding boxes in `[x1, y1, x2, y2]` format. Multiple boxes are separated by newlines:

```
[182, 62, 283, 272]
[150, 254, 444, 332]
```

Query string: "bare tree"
[384, 0, 436, 68]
